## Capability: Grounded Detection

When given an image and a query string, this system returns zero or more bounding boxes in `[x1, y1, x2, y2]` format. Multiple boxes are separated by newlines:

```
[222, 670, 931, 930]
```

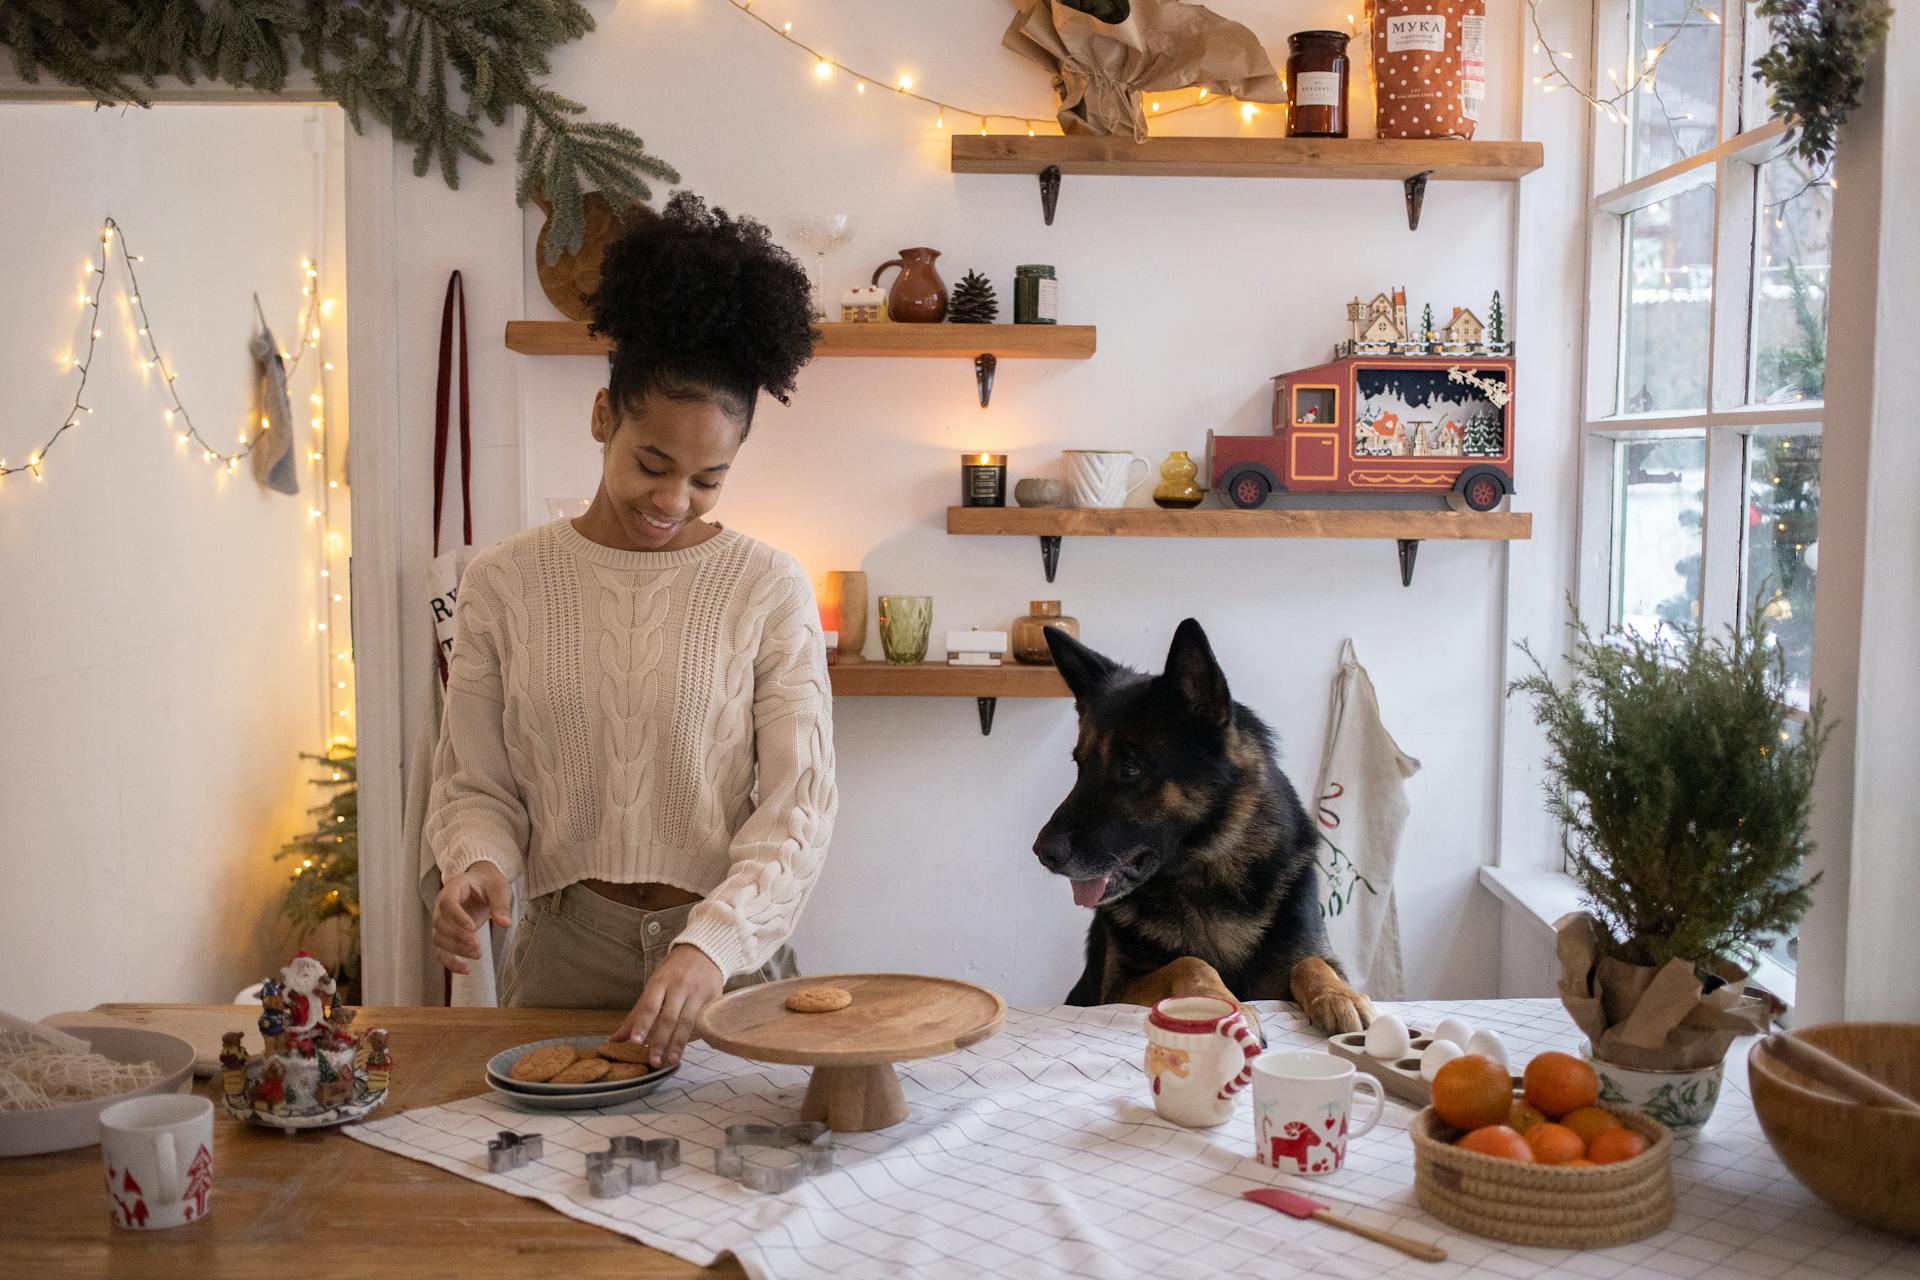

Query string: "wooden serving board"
[1327, 1028, 1522, 1107]
[698, 973, 1005, 1132]
[46, 1006, 259, 1078]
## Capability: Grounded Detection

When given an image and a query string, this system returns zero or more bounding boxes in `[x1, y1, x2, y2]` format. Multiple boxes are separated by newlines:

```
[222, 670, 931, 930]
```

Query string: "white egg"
[1466, 1028, 1508, 1067]
[1364, 1014, 1411, 1060]
[1420, 1039, 1464, 1080]
[1433, 1015, 1474, 1048]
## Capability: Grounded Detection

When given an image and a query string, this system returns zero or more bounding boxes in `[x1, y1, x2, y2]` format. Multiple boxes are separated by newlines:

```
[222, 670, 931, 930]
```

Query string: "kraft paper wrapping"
[1554, 912, 1772, 1071]
[1003, 0, 1287, 139]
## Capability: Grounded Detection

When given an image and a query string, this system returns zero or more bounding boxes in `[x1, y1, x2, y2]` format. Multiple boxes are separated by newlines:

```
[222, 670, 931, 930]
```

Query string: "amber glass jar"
[1286, 31, 1351, 138]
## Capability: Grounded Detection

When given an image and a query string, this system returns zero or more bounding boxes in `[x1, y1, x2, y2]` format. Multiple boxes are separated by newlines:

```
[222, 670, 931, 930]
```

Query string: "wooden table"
[0, 1005, 737, 1279]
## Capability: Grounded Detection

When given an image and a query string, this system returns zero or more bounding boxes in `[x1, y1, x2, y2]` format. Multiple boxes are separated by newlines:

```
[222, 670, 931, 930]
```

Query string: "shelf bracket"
[1403, 170, 1433, 230]
[1397, 538, 1421, 587]
[1039, 535, 1062, 583]
[1040, 165, 1062, 225]
[977, 696, 998, 735]
[975, 352, 997, 408]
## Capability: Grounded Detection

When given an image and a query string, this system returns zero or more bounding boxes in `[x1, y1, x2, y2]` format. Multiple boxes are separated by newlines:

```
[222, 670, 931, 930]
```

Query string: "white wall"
[0, 105, 339, 1017]
[371, 0, 1540, 1007]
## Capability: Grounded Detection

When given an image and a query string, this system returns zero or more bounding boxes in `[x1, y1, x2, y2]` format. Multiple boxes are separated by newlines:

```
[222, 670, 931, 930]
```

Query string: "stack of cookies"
[509, 1041, 659, 1084]
[485, 1035, 679, 1111]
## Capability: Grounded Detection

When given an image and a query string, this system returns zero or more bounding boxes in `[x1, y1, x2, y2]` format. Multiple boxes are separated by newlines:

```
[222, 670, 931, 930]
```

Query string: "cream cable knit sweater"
[426, 518, 837, 979]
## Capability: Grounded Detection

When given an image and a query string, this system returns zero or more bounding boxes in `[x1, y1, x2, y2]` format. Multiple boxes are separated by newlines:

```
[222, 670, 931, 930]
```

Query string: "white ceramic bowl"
[0, 1026, 196, 1157]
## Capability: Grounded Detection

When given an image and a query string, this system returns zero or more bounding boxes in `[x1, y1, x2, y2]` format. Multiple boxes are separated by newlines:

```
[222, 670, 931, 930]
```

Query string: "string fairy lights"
[1524, 0, 1719, 129]
[722, 0, 1265, 134]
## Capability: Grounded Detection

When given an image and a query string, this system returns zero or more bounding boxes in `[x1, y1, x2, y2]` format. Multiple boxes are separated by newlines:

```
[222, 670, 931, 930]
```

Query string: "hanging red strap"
[432, 270, 473, 558]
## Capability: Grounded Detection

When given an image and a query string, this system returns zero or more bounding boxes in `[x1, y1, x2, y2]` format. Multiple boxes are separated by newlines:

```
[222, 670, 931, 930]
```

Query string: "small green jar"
[1014, 264, 1058, 324]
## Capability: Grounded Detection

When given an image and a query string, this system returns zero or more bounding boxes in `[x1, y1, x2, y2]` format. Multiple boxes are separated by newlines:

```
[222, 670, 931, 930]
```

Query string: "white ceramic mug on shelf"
[1143, 996, 1262, 1128]
[1063, 450, 1151, 508]
[1252, 1051, 1384, 1176]
[99, 1094, 214, 1229]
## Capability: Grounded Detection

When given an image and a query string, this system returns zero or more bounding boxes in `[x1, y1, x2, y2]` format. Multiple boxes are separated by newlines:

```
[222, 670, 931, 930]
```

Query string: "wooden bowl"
[1749, 1023, 1920, 1235]
[1410, 1105, 1674, 1247]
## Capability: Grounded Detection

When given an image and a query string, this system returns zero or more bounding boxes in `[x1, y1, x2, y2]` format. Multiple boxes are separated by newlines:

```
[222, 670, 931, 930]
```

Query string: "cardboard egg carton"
[1327, 1028, 1522, 1107]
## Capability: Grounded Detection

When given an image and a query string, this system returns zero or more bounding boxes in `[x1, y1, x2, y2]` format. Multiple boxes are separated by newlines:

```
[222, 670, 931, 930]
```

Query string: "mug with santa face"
[1143, 997, 1262, 1128]
[99, 1094, 214, 1229]
[1252, 1051, 1384, 1175]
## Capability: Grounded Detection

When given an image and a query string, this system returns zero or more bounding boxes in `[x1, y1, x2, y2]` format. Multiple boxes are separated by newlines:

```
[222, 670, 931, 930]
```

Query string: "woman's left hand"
[614, 945, 725, 1068]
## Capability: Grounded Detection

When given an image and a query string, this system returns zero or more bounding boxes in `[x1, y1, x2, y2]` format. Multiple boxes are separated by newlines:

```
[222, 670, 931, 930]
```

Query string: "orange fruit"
[1586, 1127, 1650, 1165]
[1560, 1106, 1622, 1146]
[1507, 1099, 1548, 1133]
[1522, 1052, 1600, 1118]
[1456, 1125, 1535, 1162]
[1432, 1054, 1516, 1131]
[1522, 1122, 1587, 1165]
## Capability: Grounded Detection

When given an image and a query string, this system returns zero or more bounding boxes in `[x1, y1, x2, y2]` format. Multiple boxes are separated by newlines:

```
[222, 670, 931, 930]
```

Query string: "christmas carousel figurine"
[226, 951, 391, 1131]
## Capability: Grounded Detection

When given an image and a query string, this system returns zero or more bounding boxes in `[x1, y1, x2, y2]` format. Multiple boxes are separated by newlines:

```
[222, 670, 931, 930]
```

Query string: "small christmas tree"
[1463, 411, 1503, 455]
[1488, 290, 1507, 349]
[272, 746, 360, 1001]
[947, 270, 999, 323]
[1420, 303, 1436, 352]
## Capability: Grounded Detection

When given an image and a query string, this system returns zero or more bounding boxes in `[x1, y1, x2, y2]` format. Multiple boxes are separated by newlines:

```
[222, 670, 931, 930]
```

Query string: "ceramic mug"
[99, 1094, 214, 1229]
[1063, 450, 1151, 508]
[1144, 996, 1262, 1128]
[1252, 1051, 1384, 1175]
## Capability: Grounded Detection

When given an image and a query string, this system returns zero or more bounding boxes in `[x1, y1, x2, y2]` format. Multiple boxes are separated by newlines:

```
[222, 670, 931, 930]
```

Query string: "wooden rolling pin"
[1760, 1032, 1920, 1114]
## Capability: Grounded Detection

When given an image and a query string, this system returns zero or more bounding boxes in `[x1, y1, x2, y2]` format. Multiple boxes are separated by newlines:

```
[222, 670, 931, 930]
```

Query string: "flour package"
[1368, 0, 1485, 139]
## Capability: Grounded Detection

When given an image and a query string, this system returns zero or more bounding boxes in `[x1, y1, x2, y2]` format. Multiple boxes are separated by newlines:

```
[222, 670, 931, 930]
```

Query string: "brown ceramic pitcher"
[872, 247, 947, 322]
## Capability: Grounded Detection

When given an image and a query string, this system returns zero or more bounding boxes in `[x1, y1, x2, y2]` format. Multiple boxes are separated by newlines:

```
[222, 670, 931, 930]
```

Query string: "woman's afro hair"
[586, 191, 816, 431]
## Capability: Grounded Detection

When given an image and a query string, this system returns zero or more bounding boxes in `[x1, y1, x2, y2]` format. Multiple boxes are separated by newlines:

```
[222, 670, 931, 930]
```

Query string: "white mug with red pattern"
[99, 1094, 214, 1229]
[1252, 1051, 1384, 1176]
[1143, 996, 1262, 1128]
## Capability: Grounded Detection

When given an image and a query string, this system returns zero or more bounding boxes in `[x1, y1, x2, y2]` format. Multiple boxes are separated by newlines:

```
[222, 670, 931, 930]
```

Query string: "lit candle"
[961, 452, 1008, 507]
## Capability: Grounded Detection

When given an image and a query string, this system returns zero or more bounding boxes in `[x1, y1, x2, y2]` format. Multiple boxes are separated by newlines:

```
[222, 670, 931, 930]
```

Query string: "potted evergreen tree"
[1511, 606, 1827, 1133]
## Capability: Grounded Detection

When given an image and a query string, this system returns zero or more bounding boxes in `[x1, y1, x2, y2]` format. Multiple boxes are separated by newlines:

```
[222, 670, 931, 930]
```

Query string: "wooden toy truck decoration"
[1208, 356, 1515, 511]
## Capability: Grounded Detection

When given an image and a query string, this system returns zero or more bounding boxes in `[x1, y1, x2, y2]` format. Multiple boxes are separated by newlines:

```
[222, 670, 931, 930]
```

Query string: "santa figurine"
[280, 951, 336, 1050]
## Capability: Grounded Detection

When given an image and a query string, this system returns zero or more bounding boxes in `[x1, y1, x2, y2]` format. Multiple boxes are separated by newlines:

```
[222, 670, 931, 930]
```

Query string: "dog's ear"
[1163, 618, 1230, 728]
[1046, 627, 1119, 704]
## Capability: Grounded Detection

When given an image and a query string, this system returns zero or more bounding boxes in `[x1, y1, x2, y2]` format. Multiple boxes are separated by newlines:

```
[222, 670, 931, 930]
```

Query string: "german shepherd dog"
[1033, 619, 1375, 1035]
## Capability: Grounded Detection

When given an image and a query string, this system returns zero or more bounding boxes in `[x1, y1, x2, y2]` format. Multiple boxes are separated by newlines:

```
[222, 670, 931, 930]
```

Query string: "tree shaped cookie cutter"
[714, 1121, 835, 1192]
[585, 1136, 682, 1197]
[486, 1130, 545, 1173]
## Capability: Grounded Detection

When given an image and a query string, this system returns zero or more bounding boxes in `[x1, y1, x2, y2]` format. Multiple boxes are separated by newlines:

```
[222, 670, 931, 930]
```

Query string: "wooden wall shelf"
[829, 661, 1069, 735]
[505, 321, 1096, 360]
[947, 505, 1533, 587]
[950, 135, 1545, 230]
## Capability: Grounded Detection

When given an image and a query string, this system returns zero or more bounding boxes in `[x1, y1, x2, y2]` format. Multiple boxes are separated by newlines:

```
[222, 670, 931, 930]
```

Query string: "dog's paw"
[1303, 987, 1374, 1036]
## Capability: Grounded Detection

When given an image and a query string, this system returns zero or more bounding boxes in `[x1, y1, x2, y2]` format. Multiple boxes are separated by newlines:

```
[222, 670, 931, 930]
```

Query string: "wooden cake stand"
[696, 973, 1005, 1132]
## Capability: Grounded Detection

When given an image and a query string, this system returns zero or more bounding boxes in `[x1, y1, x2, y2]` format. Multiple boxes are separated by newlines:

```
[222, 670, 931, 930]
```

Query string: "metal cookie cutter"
[486, 1130, 545, 1173]
[714, 1121, 835, 1193]
[585, 1135, 682, 1198]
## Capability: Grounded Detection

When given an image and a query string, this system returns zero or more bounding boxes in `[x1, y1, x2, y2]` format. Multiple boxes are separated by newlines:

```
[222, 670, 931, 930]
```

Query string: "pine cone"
[948, 270, 999, 324]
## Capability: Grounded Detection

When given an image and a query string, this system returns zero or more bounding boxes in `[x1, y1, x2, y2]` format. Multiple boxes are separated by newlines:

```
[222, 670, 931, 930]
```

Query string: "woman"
[427, 192, 834, 1070]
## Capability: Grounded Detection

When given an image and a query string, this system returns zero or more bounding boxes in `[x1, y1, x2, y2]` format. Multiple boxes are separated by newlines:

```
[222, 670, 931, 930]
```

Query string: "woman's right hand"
[432, 861, 513, 975]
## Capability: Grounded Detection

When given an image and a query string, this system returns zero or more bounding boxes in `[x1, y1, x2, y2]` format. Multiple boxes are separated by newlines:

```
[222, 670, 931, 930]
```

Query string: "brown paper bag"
[1003, 0, 1287, 139]
[1555, 912, 1772, 1071]
[1367, 0, 1485, 139]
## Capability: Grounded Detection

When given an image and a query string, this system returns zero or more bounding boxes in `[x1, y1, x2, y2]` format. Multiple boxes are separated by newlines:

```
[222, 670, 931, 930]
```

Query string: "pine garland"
[1752, 0, 1893, 172]
[0, 1, 678, 262]
[272, 747, 360, 1001]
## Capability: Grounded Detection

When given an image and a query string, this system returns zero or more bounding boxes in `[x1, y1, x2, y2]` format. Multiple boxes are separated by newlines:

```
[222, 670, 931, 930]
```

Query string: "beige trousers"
[499, 882, 799, 1009]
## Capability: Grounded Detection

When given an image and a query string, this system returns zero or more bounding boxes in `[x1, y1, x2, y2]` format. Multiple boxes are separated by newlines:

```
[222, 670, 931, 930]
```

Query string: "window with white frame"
[1578, 0, 1828, 969]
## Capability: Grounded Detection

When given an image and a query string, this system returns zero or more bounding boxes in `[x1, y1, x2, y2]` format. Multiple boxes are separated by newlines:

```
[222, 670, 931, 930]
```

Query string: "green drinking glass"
[877, 595, 933, 666]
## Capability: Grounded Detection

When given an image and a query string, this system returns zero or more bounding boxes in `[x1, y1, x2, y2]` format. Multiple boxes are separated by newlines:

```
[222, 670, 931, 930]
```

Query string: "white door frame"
[0, 75, 414, 1003]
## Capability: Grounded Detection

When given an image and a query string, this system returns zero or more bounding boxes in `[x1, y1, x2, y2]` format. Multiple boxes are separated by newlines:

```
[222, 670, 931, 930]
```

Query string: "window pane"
[1745, 433, 1821, 709]
[1631, 0, 1722, 177]
[1750, 159, 1832, 404]
[1620, 184, 1714, 413]
[1611, 435, 1706, 634]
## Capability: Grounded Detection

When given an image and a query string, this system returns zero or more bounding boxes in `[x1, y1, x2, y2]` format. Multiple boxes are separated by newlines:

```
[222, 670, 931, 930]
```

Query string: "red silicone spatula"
[1243, 1188, 1447, 1263]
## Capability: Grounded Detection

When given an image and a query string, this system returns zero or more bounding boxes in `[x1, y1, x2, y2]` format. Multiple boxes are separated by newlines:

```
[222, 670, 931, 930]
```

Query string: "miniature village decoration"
[223, 950, 391, 1128]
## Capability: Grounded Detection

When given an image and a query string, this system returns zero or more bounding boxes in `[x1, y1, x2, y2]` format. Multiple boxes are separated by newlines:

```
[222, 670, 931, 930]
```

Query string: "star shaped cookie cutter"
[714, 1121, 835, 1193]
[486, 1130, 545, 1173]
[585, 1135, 682, 1198]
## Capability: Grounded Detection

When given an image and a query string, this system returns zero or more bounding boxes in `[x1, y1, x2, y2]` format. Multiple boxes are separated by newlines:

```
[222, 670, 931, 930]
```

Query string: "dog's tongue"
[1071, 876, 1110, 909]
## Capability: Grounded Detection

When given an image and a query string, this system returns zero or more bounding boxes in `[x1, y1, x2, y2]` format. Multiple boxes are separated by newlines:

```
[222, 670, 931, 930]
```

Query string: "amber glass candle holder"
[961, 453, 1008, 507]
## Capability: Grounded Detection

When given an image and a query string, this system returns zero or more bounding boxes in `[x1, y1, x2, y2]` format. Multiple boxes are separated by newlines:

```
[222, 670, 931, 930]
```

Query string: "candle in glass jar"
[1286, 31, 1351, 138]
[961, 452, 1008, 507]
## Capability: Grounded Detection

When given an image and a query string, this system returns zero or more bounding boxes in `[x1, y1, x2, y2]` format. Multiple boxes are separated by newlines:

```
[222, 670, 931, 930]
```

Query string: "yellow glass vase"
[1153, 450, 1204, 509]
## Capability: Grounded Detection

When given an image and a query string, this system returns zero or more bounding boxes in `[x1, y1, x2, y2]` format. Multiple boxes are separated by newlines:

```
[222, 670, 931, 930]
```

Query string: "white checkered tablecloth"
[345, 999, 1920, 1279]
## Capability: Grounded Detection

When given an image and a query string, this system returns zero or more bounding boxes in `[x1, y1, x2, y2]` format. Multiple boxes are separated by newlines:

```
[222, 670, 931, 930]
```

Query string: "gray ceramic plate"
[0, 1026, 197, 1157]
[484, 1035, 674, 1096]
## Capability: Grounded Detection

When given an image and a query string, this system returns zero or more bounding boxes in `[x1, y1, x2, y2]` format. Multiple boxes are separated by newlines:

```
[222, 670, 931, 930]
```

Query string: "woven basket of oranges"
[1410, 1050, 1675, 1247]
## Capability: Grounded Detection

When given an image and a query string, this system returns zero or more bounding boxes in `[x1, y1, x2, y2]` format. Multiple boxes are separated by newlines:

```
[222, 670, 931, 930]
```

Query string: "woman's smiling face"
[589, 387, 746, 551]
